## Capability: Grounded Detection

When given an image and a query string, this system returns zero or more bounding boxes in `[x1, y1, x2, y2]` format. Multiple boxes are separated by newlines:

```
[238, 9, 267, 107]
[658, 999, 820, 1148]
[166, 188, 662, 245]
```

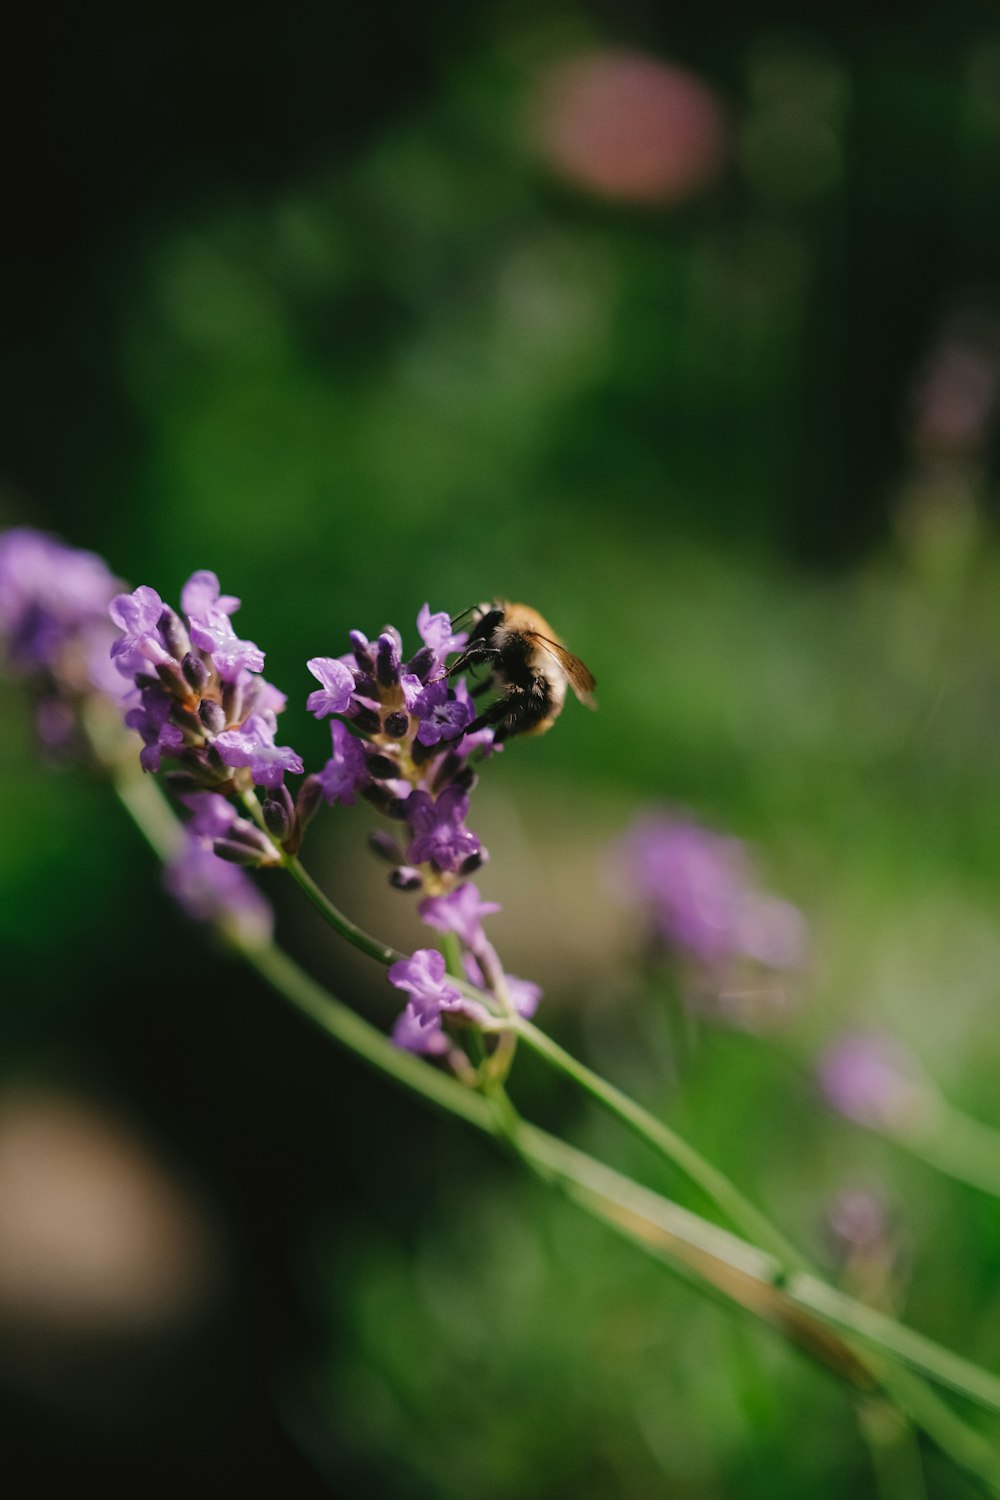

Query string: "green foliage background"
[3, 5, 1000, 1495]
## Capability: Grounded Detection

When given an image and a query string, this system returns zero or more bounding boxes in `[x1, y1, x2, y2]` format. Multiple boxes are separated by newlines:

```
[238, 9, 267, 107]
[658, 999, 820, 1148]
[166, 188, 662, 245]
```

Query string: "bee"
[448, 600, 597, 742]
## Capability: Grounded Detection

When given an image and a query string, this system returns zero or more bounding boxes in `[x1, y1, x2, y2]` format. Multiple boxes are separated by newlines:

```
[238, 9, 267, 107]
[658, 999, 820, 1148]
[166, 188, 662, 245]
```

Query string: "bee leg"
[466, 694, 517, 737]
[447, 644, 500, 677]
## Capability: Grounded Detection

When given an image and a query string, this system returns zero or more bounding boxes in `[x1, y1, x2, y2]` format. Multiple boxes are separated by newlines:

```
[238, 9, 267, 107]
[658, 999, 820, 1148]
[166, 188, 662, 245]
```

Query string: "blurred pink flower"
[532, 49, 726, 205]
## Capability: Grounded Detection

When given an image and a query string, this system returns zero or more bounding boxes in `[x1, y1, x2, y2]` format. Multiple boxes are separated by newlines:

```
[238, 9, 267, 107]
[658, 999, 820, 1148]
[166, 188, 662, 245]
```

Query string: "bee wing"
[529, 633, 597, 708]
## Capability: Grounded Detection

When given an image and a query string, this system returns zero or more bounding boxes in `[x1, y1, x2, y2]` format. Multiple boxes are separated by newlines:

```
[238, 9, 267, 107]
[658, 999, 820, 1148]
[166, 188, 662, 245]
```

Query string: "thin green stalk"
[284, 852, 404, 966]
[512, 1015, 805, 1270]
[106, 765, 1000, 1488]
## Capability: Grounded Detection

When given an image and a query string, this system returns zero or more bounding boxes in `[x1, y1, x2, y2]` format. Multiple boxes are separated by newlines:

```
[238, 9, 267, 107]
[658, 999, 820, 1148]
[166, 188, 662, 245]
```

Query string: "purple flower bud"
[262, 795, 293, 842]
[348, 630, 374, 669]
[182, 653, 208, 692]
[383, 711, 409, 738]
[198, 699, 227, 734]
[389, 867, 424, 891]
[369, 830, 403, 864]
[158, 606, 192, 663]
[213, 837, 269, 867]
[366, 752, 400, 780]
[376, 631, 401, 689]
[295, 774, 325, 829]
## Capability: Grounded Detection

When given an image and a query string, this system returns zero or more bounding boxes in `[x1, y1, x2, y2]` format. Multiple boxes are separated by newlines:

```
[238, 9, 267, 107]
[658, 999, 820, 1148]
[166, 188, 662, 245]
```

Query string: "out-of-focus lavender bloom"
[818, 1032, 933, 1135]
[215, 712, 304, 788]
[0, 528, 129, 751]
[419, 883, 501, 949]
[388, 948, 486, 1029]
[463, 953, 541, 1019]
[164, 813, 273, 948]
[617, 813, 807, 971]
[391, 1004, 452, 1056]
[826, 1186, 892, 1258]
[0, 529, 120, 676]
[406, 787, 482, 874]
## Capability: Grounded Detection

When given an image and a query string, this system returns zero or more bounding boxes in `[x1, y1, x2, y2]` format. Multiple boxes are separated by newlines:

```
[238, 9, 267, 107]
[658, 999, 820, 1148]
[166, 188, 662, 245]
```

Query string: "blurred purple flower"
[618, 813, 806, 970]
[818, 1032, 930, 1134]
[419, 882, 501, 949]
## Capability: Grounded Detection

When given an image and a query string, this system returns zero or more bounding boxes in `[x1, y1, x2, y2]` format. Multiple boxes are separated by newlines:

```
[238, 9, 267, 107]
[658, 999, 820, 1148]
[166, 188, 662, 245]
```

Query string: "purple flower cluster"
[618, 813, 807, 972]
[0, 528, 127, 749]
[109, 570, 303, 793]
[306, 604, 498, 892]
[388, 881, 540, 1055]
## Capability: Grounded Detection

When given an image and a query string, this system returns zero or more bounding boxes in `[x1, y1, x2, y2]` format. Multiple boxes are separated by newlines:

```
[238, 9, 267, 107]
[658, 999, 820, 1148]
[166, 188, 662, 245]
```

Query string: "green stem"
[283, 853, 404, 966]
[105, 766, 1000, 1489]
[512, 1015, 805, 1271]
[905, 1105, 1000, 1198]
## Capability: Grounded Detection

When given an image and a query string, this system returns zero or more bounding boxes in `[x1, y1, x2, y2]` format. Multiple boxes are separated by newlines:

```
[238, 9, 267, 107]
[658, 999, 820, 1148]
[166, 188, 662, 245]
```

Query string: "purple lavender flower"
[818, 1032, 932, 1135]
[109, 586, 174, 677]
[405, 787, 482, 873]
[108, 568, 302, 801]
[391, 1004, 452, 1056]
[125, 685, 186, 772]
[411, 678, 475, 747]
[306, 656, 356, 718]
[215, 711, 304, 789]
[304, 602, 494, 884]
[415, 603, 467, 672]
[187, 610, 264, 682]
[463, 953, 541, 1019]
[317, 720, 369, 806]
[419, 883, 501, 949]
[180, 569, 240, 621]
[388, 948, 474, 1029]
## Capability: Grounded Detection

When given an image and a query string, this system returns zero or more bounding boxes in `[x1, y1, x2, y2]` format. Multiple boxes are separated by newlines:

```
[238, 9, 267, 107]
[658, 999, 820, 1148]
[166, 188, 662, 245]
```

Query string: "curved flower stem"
[510, 1015, 805, 1271]
[105, 763, 1000, 1490]
[283, 853, 404, 966]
